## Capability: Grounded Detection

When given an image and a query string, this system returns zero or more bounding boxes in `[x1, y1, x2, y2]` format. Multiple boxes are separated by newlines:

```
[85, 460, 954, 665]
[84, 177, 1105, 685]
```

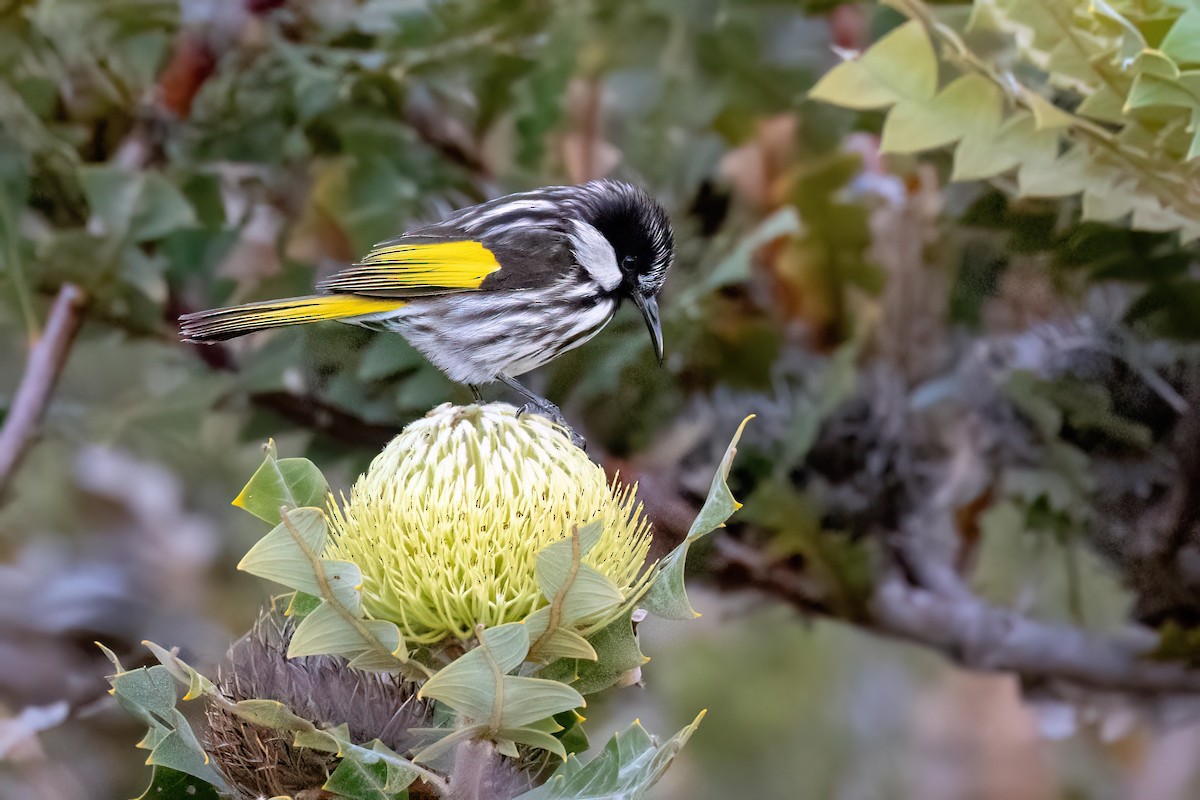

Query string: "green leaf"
[109, 665, 178, 726]
[324, 753, 408, 800]
[106, 657, 230, 793]
[238, 508, 412, 672]
[880, 74, 1004, 154]
[642, 416, 752, 620]
[496, 678, 585, 730]
[78, 166, 196, 242]
[237, 508, 358, 605]
[419, 623, 584, 738]
[952, 111, 1059, 182]
[1125, 72, 1199, 112]
[233, 440, 331, 525]
[312, 736, 422, 794]
[809, 21, 937, 110]
[286, 590, 323, 620]
[1090, 0, 1146, 63]
[1076, 86, 1127, 123]
[514, 713, 706, 800]
[527, 522, 624, 663]
[1024, 91, 1076, 130]
[142, 641, 217, 702]
[418, 624, 532, 722]
[133, 767, 220, 800]
[495, 725, 567, 760]
[1162, 10, 1200, 66]
[230, 699, 318, 732]
[147, 716, 220, 780]
[287, 600, 402, 660]
[697, 206, 801, 295]
[537, 607, 648, 696]
[523, 615, 598, 662]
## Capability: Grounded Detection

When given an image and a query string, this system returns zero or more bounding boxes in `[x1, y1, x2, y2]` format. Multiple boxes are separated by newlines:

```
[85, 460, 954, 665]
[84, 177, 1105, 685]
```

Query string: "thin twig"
[0, 283, 87, 495]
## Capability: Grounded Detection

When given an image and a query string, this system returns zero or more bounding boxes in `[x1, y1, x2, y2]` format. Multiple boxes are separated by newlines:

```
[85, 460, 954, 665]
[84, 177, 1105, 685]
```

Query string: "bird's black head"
[571, 180, 674, 299]
[569, 180, 673, 364]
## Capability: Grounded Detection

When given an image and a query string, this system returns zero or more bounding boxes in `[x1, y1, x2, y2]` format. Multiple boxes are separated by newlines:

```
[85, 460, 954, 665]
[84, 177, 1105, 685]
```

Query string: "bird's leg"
[495, 375, 584, 448]
[468, 384, 484, 403]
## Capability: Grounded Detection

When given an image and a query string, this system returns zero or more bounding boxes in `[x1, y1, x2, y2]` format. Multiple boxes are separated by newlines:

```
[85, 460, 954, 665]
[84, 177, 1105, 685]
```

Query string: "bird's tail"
[180, 294, 407, 343]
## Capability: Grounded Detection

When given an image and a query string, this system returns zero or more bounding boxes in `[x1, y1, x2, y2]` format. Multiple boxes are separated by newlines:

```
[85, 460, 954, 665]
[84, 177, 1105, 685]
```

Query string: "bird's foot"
[517, 402, 586, 449]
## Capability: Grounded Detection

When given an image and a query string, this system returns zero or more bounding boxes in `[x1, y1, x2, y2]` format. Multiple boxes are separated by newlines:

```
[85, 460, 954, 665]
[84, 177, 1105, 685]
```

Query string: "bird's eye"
[622, 255, 637, 271]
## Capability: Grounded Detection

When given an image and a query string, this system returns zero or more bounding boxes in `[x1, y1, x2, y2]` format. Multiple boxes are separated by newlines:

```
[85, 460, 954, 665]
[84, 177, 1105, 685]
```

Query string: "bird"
[179, 180, 674, 442]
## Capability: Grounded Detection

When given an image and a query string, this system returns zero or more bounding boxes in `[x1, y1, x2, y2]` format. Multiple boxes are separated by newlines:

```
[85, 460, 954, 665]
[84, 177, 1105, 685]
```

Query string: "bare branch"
[866, 576, 1200, 695]
[0, 283, 87, 495]
[715, 533, 1200, 696]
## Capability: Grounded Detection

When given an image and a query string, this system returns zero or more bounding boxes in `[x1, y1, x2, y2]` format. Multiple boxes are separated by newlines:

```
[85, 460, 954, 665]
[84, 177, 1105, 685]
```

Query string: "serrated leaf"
[133, 767, 220, 800]
[1024, 91, 1075, 129]
[238, 508, 365, 607]
[410, 724, 488, 765]
[514, 713, 706, 800]
[1163, 10, 1200, 66]
[293, 728, 342, 754]
[238, 508, 410, 671]
[527, 522, 624, 662]
[496, 677, 585, 729]
[496, 726, 567, 760]
[808, 58, 905, 110]
[1125, 72, 1199, 112]
[642, 417, 751, 620]
[146, 719, 221, 784]
[109, 665, 178, 726]
[523, 613, 598, 662]
[1017, 145, 1118, 198]
[234, 440, 330, 525]
[287, 600, 402, 660]
[952, 111, 1058, 182]
[809, 21, 937, 110]
[538, 607, 647, 696]
[324, 754, 407, 800]
[298, 729, 420, 794]
[142, 641, 216, 702]
[1077, 86, 1127, 123]
[419, 623, 583, 736]
[418, 623, 532, 720]
[1090, 0, 1146, 63]
[880, 74, 1003, 154]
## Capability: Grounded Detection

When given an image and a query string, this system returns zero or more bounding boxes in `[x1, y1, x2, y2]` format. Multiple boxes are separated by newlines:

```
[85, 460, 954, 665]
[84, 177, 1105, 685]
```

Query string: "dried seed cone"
[204, 611, 431, 799]
[325, 403, 653, 643]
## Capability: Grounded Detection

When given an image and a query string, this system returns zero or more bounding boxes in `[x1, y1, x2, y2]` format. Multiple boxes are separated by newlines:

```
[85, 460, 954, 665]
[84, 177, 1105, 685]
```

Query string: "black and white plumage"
[180, 180, 674, 436]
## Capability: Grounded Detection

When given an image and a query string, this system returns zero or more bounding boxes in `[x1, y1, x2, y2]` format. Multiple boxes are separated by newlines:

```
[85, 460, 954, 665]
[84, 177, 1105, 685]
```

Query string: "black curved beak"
[633, 293, 663, 365]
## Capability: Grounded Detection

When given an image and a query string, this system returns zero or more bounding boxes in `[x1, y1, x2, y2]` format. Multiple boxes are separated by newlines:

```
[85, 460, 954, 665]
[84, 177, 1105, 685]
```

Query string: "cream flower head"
[324, 403, 652, 644]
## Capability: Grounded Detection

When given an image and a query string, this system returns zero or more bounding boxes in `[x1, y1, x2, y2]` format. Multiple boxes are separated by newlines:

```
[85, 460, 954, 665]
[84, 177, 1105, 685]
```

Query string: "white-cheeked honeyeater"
[180, 180, 674, 437]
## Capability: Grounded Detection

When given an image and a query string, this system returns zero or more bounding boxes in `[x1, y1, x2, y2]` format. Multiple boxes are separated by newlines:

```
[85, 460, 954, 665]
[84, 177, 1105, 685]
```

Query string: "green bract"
[324, 403, 653, 643]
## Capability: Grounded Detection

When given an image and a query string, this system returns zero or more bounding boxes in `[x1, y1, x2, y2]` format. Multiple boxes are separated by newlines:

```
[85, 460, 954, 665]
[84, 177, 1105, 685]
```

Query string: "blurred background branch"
[0, 283, 86, 495]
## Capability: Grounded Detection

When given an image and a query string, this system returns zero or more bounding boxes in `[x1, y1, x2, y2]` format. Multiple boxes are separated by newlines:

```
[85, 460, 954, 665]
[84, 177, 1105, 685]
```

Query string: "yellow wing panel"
[320, 240, 503, 295]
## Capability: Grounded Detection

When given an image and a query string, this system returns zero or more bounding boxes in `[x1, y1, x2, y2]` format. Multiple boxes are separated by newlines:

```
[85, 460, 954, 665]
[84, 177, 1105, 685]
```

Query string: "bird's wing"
[316, 222, 574, 299]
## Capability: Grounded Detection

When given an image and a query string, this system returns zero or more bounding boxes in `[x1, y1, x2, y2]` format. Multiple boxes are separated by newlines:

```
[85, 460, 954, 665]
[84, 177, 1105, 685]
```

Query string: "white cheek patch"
[569, 220, 622, 292]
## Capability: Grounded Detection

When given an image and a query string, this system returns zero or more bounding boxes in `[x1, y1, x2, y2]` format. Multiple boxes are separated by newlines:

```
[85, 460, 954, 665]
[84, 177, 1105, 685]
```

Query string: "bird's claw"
[517, 402, 586, 449]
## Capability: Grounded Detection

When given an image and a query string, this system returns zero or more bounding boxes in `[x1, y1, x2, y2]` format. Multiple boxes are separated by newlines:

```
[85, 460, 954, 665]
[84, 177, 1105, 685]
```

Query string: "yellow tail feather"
[179, 294, 407, 342]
